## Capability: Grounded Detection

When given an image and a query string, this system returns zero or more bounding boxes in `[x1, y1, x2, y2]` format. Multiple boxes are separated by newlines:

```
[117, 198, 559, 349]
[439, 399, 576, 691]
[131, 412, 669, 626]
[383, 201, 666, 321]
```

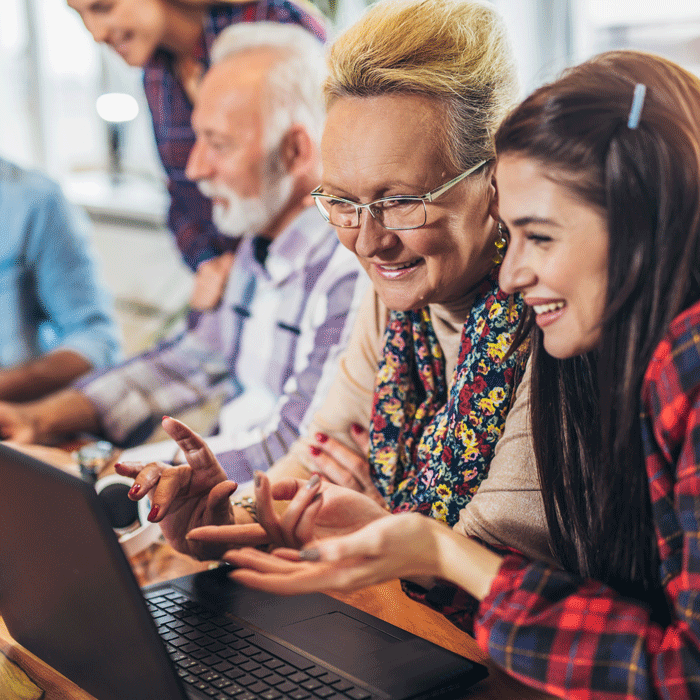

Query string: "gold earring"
[493, 223, 507, 264]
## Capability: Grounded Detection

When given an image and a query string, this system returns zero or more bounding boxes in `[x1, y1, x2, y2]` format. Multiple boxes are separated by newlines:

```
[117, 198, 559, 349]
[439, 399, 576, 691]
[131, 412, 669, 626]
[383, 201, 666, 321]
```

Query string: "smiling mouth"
[532, 301, 565, 314]
[111, 34, 132, 56]
[373, 259, 422, 279]
[378, 260, 420, 271]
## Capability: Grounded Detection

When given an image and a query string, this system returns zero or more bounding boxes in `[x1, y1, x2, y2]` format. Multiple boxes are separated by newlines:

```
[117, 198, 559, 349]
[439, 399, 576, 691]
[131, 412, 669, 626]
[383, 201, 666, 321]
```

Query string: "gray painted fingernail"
[299, 548, 321, 561]
[307, 473, 320, 489]
[254, 471, 262, 488]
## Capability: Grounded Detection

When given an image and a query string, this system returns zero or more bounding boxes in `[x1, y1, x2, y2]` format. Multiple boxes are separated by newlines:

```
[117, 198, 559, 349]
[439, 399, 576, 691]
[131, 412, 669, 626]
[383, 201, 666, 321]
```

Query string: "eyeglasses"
[310, 160, 487, 231]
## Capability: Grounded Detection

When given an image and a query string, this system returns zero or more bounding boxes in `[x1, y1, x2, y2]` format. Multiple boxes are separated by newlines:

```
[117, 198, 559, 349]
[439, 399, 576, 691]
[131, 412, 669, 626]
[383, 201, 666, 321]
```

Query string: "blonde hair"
[325, 0, 518, 172]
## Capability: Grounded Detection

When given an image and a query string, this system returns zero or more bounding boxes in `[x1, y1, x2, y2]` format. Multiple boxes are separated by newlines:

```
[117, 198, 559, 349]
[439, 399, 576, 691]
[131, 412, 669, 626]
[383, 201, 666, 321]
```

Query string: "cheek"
[131, 4, 163, 40]
[585, 269, 608, 327]
[220, 155, 263, 194]
[397, 229, 441, 259]
[418, 232, 474, 279]
[335, 228, 358, 254]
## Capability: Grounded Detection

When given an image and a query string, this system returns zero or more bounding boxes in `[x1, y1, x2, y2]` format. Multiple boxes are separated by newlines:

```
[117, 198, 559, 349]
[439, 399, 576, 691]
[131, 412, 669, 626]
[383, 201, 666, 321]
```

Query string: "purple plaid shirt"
[77, 207, 366, 483]
[143, 1, 327, 271]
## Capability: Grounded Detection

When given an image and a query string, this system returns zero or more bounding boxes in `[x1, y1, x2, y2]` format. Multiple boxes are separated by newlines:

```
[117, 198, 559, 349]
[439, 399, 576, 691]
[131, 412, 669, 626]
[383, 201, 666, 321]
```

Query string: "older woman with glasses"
[117, 0, 551, 575]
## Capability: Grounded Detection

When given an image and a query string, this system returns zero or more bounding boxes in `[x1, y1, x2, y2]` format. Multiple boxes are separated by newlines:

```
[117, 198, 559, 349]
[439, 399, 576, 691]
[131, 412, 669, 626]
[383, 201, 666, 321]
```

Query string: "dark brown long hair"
[495, 51, 700, 599]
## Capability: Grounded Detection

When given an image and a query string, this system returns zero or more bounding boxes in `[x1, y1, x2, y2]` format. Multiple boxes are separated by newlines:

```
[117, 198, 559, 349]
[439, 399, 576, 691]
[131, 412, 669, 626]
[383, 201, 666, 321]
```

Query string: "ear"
[488, 166, 499, 223]
[279, 124, 315, 176]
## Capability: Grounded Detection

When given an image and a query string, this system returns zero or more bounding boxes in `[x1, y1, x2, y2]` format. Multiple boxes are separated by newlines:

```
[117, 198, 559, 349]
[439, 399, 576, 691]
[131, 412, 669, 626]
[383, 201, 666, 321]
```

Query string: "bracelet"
[232, 496, 258, 523]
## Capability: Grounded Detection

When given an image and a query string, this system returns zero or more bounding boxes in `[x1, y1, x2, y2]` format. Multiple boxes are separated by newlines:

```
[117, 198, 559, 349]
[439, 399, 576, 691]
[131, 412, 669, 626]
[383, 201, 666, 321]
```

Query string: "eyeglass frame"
[310, 159, 488, 231]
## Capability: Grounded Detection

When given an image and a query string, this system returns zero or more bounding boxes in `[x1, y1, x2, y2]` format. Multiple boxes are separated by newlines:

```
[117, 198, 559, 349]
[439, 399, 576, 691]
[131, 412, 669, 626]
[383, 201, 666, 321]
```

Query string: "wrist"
[437, 529, 503, 601]
[231, 496, 258, 523]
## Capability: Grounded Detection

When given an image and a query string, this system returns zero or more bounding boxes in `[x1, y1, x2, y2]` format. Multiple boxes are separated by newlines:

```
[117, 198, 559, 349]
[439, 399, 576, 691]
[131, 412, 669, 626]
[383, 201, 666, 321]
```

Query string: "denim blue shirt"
[0, 158, 121, 369]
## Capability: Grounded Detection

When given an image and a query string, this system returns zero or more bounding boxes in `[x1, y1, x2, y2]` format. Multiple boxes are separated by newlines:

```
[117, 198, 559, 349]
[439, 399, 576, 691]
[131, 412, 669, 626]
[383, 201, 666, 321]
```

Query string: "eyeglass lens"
[314, 196, 426, 230]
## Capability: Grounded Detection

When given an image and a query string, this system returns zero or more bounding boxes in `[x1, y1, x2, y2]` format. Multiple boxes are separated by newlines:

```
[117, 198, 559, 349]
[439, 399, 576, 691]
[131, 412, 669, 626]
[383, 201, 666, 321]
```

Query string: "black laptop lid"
[0, 443, 188, 700]
[0, 442, 488, 700]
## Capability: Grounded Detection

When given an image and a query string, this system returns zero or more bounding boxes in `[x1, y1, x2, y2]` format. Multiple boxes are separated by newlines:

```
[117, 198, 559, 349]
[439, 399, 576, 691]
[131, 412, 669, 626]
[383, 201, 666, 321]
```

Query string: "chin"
[374, 289, 425, 313]
[542, 336, 598, 360]
[369, 275, 429, 313]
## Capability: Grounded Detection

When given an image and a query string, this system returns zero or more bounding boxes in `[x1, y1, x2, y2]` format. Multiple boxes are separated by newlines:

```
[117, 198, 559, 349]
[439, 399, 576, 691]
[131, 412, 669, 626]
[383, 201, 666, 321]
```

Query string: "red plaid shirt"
[407, 299, 700, 699]
[143, 1, 326, 271]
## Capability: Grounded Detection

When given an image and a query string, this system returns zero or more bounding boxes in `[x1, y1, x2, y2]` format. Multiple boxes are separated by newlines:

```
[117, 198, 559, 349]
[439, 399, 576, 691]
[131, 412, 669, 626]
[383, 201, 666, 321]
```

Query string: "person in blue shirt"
[0, 157, 122, 402]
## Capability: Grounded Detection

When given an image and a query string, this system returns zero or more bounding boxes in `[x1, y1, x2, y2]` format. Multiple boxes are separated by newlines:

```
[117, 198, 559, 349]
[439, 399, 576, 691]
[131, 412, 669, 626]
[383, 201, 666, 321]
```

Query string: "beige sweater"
[268, 286, 552, 562]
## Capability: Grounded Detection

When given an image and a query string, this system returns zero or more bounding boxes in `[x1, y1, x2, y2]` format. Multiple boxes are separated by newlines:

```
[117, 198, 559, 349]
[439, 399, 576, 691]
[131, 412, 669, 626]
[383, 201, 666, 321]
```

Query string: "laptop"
[0, 443, 488, 700]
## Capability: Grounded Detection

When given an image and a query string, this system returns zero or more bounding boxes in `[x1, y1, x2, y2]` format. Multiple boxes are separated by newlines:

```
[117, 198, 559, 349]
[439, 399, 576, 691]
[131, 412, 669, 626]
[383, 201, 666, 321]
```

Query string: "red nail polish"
[148, 504, 160, 522]
[351, 423, 364, 434]
[309, 445, 321, 457]
[128, 483, 141, 497]
[315, 432, 328, 443]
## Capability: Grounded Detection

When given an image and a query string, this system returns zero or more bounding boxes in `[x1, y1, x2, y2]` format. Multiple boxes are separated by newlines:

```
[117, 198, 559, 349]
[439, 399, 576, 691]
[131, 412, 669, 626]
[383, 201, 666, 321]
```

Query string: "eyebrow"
[510, 216, 562, 228]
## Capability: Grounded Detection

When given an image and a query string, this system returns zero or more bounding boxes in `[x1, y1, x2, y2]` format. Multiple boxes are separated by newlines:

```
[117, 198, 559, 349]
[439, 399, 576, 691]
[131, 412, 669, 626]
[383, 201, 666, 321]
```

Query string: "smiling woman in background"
[66, 0, 326, 275]
[227, 50, 700, 700]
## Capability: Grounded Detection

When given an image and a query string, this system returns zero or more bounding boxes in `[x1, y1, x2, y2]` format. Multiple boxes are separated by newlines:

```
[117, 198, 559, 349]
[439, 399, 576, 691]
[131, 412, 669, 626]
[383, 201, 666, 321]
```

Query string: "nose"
[353, 211, 400, 259]
[498, 238, 536, 295]
[185, 140, 214, 182]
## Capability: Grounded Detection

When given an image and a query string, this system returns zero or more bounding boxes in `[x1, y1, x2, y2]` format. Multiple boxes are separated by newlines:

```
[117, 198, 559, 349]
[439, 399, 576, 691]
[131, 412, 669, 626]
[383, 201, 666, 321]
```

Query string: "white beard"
[197, 156, 294, 239]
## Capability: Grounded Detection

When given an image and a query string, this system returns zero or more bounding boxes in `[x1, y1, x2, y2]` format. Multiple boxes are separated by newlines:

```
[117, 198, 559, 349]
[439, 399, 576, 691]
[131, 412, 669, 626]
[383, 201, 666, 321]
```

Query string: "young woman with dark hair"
[225, 50, 700, 698]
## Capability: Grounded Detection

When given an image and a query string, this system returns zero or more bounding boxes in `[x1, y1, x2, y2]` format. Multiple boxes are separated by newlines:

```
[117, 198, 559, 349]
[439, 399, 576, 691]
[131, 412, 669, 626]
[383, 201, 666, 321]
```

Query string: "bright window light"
[96, 92, 139, 123]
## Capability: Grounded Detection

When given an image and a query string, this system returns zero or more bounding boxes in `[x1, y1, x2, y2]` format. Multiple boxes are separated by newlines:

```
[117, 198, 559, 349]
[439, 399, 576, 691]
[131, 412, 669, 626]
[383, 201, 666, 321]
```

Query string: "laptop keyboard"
[145, 588, 376, 700]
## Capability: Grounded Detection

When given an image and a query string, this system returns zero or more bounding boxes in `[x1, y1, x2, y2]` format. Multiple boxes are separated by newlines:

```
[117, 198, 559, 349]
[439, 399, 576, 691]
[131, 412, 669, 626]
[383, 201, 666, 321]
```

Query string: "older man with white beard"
[0, 22, 366, 485]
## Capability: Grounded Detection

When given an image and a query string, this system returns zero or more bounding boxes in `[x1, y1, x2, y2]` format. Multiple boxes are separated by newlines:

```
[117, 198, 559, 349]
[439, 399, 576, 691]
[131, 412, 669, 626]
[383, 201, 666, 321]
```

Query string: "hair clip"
[627, 83, 646, 129]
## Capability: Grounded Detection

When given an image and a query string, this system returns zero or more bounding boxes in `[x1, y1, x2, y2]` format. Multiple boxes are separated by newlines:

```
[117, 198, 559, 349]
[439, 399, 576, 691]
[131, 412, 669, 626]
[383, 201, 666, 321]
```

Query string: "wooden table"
[0, 541, 554, 700]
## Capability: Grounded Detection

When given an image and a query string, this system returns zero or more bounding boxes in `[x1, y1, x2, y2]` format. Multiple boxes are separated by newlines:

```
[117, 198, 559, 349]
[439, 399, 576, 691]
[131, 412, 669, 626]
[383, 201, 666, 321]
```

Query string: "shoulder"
[643, 301, 700, 453]
[0, 161, 66, 225]
[283, 209, 358, 279]
[644, 300, 700, 397]
[0, 159, 61, 201]
[207, 0, 326, 40]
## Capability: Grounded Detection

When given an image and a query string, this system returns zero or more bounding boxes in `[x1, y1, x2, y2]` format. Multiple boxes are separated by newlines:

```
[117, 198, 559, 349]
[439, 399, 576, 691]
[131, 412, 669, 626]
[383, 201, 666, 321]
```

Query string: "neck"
[430, 293, 477, 325]
[257, 176, 316, 242]
[256, 199, 309, 243]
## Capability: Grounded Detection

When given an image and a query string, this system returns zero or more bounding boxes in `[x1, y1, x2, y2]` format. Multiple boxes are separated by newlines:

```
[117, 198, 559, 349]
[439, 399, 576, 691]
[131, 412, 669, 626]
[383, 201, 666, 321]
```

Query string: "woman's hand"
[308, 425, 385, 506]
[114, 416, 268, 559]
[224, 512, 446, 595]
[187, 471, 390, 551]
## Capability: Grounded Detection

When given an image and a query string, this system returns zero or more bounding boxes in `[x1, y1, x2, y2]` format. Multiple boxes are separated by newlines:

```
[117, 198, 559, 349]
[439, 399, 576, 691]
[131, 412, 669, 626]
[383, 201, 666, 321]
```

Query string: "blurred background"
[1, 0, 699, 354]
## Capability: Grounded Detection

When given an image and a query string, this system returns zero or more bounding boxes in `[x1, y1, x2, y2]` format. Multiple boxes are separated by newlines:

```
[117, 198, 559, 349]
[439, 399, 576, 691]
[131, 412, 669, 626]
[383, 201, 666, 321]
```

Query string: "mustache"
[196, 179, 221, 199]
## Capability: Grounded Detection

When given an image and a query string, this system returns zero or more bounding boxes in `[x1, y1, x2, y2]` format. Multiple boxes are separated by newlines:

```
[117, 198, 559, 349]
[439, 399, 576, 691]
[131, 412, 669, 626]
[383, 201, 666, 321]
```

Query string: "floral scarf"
[369, 266, 527, 525]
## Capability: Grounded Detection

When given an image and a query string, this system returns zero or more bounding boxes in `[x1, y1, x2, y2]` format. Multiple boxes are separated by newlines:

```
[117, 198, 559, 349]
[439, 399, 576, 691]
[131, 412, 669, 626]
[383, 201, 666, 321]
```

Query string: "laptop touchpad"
[280, 611, 401, 662]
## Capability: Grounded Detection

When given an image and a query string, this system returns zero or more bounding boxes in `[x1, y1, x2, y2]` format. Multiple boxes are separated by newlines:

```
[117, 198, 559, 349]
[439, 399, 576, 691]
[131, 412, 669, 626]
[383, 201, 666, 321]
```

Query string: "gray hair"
[210, 22, 327, 151]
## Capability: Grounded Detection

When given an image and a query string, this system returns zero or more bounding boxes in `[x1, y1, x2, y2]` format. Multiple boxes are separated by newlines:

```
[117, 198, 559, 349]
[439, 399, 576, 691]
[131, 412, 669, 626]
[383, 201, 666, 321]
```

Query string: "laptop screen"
[0, 443, 188, 700]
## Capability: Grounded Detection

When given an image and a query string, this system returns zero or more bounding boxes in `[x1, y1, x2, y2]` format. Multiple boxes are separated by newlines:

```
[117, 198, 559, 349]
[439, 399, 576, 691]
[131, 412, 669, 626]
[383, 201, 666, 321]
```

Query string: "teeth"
[380, 261, 416, 271]
[533, 301, 565, 314]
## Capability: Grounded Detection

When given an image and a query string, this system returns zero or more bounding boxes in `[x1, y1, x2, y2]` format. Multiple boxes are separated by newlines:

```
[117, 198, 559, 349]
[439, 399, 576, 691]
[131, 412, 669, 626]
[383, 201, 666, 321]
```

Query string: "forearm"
[23, 388, 102, 443]
[0, 350, 92, 402]
[434, 524, 503, 602]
